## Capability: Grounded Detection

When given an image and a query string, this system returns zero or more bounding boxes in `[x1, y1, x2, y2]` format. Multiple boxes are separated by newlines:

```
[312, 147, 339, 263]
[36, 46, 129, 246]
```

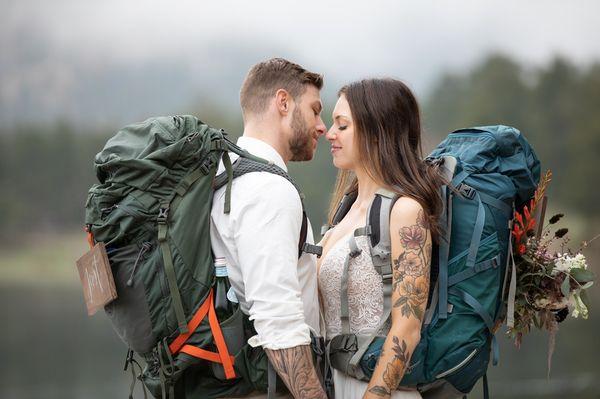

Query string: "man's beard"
[289, 107, 315, 162]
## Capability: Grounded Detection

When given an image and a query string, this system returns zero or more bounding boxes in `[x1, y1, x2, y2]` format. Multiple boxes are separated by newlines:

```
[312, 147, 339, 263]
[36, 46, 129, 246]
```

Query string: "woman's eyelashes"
[338, 125, 347, 131]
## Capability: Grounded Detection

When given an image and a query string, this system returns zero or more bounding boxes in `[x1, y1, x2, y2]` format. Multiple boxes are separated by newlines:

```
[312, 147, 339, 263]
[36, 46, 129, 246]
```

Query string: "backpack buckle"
[158, 206, 169, 223]
[340, 334, 358, 351]
[458, 184, 476, 200]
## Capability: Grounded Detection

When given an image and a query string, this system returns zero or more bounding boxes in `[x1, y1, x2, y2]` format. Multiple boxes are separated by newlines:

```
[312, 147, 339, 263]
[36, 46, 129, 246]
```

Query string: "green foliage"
[424, 54, 600, 232]
[1, 53, 599, 242]
[0, 123, 110, 244]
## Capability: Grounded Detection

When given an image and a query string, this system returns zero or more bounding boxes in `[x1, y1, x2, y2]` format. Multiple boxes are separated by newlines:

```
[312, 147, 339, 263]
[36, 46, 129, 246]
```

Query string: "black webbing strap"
[214, 157, 310, 258]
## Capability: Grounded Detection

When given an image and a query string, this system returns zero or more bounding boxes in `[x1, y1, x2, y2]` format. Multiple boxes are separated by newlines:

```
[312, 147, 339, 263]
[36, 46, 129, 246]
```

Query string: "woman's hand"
[364, 197, 432, 397]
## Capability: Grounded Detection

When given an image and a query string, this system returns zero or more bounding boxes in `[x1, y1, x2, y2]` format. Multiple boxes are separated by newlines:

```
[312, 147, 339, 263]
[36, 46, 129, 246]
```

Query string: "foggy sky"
[2, 0, 600, 126]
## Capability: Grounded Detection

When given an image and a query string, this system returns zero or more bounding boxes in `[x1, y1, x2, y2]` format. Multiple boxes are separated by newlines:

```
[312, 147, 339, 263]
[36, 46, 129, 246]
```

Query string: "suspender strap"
[478, 191, 512, 217]
[450, 286, 500, 366]
[466, 192, 486, 269]
[157, 204, 188, 334]
[332, 192, 358, 225]
[340, 232, 362, 334]
[348, 192, 397, 368]
[447, 255, 500, 286]
[299, 211, 309, 258]
[423, 281, 439, 326]
[449, 287, 494, 332]
[348, 298, 392, 369]
[222, 151, 234, 214]
[175, 164, 210, 197]
[215, 157, 310, 258]
[368, 190, 399, 279]
[438, 186, 452, 319]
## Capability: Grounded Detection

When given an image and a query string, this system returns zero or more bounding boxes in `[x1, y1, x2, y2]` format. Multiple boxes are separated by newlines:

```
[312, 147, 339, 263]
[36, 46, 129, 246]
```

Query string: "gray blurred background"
[1, 1, 599, 398]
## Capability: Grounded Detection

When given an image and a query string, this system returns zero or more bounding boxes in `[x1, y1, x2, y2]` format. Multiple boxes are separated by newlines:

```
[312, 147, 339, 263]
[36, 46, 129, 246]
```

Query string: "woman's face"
[326, 94, 358, 170]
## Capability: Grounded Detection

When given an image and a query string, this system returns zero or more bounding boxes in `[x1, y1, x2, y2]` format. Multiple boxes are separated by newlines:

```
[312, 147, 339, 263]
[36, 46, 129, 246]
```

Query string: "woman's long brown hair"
[327, 78, 444, 239]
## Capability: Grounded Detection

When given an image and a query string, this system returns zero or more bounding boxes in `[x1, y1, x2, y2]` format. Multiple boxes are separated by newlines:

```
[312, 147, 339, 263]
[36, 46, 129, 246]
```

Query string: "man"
[210, 58, 327, 398]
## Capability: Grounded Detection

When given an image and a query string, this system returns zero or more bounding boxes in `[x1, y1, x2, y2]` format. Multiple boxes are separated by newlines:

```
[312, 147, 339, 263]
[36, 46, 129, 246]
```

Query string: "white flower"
[552, 253, 588, 276]
[569, 292, 589, 319]
[535, 296, 568, 310]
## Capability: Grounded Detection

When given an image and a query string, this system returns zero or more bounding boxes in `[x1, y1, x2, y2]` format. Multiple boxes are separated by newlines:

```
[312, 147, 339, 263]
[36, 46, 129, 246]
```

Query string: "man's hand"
[265, 344, 327, 399]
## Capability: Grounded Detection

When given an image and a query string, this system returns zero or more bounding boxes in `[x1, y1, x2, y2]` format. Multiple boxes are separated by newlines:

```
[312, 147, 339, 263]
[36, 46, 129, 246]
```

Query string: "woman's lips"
[331, 146, 341, 154]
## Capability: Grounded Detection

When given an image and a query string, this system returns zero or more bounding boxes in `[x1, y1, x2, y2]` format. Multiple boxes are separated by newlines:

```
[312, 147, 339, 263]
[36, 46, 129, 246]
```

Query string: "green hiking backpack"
[84, 115, 318, 398]
[324, 126, 540, 399]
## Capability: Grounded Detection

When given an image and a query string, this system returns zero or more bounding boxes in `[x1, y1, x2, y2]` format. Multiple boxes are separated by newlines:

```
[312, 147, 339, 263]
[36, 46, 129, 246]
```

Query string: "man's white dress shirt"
[210, 136, 320, 350]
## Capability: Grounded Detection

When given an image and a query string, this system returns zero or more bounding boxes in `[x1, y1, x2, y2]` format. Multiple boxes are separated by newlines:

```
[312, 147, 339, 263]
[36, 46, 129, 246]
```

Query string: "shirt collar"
[236, 136, 288, 172]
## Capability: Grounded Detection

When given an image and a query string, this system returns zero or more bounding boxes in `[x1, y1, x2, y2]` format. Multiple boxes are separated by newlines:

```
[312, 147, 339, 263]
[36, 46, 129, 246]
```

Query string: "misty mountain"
[0, 28, 296, 130]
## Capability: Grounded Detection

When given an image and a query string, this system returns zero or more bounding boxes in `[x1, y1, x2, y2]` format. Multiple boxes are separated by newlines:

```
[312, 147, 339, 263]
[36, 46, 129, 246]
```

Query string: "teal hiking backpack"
[324, 126, 540, 398]
[84, 115, 319, 398]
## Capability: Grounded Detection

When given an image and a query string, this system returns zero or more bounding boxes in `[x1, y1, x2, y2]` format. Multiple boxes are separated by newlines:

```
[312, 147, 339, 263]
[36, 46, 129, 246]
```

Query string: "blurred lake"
[0, 232, 599, 399]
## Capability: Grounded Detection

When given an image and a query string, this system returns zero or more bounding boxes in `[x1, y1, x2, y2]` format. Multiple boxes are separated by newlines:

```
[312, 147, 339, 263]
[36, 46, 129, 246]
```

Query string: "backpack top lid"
[428, 125, 540, 207]
[94, 115, 216, 186]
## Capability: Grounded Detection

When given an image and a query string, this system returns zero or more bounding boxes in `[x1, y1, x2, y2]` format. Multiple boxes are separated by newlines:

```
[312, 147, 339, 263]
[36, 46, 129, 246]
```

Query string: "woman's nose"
[325, 126, 337, 141]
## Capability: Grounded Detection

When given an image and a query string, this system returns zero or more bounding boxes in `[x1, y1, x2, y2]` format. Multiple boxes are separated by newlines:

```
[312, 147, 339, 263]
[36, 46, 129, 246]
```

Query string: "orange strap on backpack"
[169, 289, 236, 379]
[85, 226, 95, 249]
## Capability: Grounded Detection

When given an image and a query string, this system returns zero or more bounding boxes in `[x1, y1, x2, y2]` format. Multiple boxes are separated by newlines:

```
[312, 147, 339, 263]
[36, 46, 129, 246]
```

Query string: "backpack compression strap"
[324, 188, 400, 373]
[214, 156, 320, 258]
[345, 189, 400, 370]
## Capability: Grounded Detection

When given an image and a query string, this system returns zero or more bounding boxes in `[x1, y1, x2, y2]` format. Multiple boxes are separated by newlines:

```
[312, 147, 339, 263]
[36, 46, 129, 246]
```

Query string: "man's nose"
[316, 117, 327, 136]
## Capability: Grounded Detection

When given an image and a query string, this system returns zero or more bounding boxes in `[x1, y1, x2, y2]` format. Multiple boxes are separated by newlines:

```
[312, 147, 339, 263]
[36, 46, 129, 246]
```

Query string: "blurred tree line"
[0, 53, 598, 245]
[423, 54, 600, 233]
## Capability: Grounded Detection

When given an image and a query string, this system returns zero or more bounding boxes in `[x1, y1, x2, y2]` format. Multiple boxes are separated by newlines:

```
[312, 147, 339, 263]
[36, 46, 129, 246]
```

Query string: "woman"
[318, 78, 444, 399]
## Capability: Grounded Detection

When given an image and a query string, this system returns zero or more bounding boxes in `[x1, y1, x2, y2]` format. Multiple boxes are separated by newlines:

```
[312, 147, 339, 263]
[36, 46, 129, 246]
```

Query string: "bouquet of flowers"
[507, 170, 596, 372]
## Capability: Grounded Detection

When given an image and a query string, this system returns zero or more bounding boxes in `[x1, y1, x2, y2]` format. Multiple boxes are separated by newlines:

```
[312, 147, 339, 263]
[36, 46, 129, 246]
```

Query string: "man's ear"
[275, 89, 291, 116]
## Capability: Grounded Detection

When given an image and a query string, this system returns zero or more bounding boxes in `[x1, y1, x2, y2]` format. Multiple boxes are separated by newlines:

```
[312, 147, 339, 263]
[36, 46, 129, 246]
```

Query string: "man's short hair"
[240, 58, 323, 117]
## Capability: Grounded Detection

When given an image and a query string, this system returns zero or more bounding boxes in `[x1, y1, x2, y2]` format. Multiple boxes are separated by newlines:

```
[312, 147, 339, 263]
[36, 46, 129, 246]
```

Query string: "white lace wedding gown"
[318, 231, 421, 399]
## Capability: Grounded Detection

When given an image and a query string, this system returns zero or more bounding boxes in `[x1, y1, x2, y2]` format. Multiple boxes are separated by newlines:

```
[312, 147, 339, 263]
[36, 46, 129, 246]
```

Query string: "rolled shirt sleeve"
[231, 174, 311, 350]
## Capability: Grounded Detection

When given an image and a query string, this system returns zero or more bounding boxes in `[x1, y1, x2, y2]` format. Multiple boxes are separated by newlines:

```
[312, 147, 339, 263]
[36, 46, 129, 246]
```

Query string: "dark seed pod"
[554, 228, 569, 238]
[549, 214, 564, 224]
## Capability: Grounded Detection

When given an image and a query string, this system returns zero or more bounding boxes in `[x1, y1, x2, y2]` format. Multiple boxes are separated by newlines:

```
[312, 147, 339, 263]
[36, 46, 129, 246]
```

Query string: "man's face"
[288, 85, 326, 162]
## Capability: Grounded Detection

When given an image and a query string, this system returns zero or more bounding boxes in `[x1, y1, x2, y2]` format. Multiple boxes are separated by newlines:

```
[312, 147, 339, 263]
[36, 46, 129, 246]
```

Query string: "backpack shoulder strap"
[214, 156, 314, 258]
[366, 188, 401, 279]
[320, 191, 359, 235]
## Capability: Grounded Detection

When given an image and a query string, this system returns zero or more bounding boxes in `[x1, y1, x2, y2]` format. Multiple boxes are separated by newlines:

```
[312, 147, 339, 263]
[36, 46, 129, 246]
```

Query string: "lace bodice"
[318, 232, 387, 339]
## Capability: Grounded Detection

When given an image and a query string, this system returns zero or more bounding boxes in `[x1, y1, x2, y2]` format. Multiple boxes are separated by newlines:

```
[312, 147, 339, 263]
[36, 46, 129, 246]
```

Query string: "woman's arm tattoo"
[392, 210, 431, 321]
[367, 337, 411, 396]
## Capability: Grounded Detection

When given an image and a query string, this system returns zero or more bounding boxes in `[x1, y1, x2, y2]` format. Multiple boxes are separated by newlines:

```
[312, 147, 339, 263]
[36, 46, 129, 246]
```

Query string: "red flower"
[512, 223, 524, 244]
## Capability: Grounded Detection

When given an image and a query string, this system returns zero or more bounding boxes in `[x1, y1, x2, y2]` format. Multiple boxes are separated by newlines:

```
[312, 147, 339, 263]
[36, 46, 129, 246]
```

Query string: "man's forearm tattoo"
[265, 345, 326, 399]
